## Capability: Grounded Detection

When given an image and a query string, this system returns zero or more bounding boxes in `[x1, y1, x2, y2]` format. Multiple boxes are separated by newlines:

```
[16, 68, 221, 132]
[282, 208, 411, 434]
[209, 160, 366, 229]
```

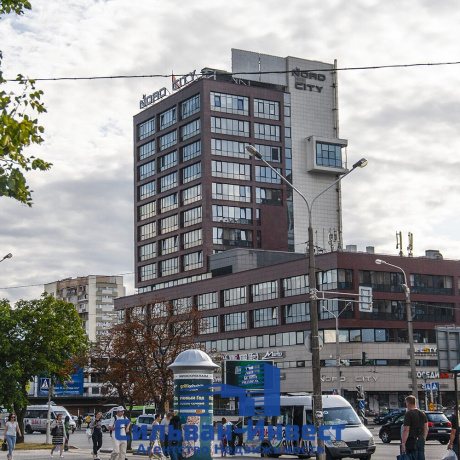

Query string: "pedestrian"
[77, 415, 82, 430]
[90, 411, 104, 460]
[64, 416, 70, 452]
[149, 413, 165, 459]
[108, 406, 130, 460]
[401, 395, 428, 460]
[448, 412, 458, 457]
[222, 417, 235, 456]
[160, 412, 173, 457]
[4, 413, 21, 460]
[50, 413, 67, 458]
[168, 414, 181, 460]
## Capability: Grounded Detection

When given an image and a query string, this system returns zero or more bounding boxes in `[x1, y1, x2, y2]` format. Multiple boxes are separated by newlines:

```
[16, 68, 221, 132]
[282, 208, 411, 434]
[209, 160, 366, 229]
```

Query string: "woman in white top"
[4, 413, 22, 460]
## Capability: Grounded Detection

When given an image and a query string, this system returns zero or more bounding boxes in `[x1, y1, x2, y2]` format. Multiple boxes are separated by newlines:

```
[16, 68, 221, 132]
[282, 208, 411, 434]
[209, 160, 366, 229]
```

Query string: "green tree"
[0, 295, 89, 442]
[1, 0, 51, 206]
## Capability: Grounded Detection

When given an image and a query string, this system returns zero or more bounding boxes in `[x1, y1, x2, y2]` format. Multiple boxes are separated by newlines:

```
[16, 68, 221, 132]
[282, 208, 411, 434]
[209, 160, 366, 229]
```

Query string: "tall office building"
[134, 49, 350, 293]
[44, 275, 125, 342]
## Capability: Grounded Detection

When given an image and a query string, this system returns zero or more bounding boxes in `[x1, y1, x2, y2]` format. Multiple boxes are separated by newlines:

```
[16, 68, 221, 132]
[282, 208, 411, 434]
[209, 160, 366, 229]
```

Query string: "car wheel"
[440, 440, 449, 445]
[380, 429, 391, 443]
[102, 426, 107, 432]
[25, 425, 33, 434]
[260, 443, 271, 457]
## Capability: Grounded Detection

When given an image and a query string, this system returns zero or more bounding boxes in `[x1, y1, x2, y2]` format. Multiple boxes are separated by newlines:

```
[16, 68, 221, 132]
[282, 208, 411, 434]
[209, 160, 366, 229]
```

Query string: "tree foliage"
[0, 295, 89, 442]
[90, 299, 205, 414]
[1, 0, 51, 206]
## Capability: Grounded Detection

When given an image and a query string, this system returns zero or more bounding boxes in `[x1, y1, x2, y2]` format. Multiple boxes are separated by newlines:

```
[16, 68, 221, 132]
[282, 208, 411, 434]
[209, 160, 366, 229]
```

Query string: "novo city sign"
[292, 68, 326, 93]
[139, 70, 199, 110]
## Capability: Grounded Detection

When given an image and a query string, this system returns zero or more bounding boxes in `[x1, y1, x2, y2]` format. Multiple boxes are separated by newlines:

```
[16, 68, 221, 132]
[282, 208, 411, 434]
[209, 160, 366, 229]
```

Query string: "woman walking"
[64, 416, 70, 452]
[4, 414, 21, 460]
[89, 411, 103, 460]
[50, 413, 67, 458]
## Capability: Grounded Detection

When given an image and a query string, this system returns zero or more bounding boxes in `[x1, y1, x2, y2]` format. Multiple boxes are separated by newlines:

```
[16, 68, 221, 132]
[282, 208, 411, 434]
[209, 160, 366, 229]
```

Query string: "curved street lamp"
[247, 145, 367, 460]
[375, 258, 418, 395]
[1, 253, 13, 263]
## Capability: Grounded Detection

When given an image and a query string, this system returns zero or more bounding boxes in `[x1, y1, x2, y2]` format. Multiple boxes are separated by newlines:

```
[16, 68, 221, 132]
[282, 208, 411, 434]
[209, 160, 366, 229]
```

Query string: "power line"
[4, 60, 460, 83]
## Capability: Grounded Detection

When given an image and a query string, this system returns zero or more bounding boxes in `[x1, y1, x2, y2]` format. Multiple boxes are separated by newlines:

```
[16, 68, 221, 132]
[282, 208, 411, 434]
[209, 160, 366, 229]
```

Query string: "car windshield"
[323, 407, 361, 426]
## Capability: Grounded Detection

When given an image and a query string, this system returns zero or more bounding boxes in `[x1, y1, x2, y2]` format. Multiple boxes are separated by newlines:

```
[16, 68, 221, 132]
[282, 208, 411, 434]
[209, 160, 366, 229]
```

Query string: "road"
[18, 427, 451, 459]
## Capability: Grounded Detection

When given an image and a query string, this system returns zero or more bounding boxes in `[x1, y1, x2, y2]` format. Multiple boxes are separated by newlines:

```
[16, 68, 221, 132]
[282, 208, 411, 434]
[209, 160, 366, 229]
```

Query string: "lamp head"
[245, 145, 262, 160]
[375, 259, 384, 265]
[352, 158, 368, 169]
[1, 253, 13, 262]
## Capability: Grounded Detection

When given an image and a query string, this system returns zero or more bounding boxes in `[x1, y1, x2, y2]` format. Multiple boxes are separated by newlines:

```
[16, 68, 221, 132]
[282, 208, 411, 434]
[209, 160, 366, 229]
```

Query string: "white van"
[24, 404, 76, 434]
[246, 395, 375, 460]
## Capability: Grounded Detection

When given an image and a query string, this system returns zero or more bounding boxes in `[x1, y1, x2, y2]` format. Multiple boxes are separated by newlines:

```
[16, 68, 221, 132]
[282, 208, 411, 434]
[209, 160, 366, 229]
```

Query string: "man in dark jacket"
[401, 395, 428, 460]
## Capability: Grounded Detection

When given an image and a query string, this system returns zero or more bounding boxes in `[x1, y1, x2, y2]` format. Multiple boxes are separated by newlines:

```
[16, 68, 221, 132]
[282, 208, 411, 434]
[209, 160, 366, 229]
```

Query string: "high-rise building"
[44, 275, 125, 342]
[134, 49, 350, 294]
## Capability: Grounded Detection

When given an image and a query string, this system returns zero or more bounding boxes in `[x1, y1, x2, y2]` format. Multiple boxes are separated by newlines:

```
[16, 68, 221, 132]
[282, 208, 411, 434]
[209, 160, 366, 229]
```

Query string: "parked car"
[379, 411, 451, 444]
[135, 414, 157, 435]
[374, 408, 405, 425]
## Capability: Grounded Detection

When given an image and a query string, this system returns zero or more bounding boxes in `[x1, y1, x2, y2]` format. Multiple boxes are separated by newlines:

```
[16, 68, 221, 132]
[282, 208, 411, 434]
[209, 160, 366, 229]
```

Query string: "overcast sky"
[1, 0, 459, 304]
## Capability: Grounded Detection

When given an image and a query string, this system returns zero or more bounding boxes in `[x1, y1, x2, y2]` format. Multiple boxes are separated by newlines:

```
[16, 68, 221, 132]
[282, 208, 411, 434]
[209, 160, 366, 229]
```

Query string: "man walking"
[108, 406, 131, 460]
[401, 395, 428, 460]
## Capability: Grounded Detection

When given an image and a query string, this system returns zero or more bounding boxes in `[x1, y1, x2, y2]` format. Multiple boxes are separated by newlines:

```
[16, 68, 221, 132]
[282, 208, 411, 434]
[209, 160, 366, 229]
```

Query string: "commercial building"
[118, 48, 460, 411]
[116, 247, 460, 412]
[134, 49, 350, 294]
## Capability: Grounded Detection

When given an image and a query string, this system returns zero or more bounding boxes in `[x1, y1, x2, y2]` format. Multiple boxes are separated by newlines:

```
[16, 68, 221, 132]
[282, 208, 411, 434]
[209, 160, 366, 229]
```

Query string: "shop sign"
[172, 70, 197, 91]
[417, 371, 452, 379]
[320, 375, 379, 383]
[414, 346, 437, 354]
[292, 68, 325, 93]
[139, 87, 168, 110]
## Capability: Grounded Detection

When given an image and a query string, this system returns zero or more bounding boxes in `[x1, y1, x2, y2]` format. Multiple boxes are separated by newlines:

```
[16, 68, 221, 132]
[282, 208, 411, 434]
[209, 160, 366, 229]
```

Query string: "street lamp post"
[246, 145, 367, 460]
[0, 253, 13, 262]
[375, 259, 418, 395]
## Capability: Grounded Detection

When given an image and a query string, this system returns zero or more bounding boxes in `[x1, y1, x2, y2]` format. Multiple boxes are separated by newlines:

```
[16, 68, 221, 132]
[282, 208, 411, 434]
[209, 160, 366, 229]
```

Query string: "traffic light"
[356, 384, 365, 400]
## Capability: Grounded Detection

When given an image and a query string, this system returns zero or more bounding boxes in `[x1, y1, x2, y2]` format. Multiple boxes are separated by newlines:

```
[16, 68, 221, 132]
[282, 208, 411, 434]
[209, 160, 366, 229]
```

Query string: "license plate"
[438, 429, 447, 432]
[354, 449, 366, 454]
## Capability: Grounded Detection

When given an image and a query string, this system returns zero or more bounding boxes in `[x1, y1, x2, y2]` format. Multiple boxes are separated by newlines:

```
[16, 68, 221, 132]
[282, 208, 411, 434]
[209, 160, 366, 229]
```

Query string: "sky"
[1, 0, 459, 304]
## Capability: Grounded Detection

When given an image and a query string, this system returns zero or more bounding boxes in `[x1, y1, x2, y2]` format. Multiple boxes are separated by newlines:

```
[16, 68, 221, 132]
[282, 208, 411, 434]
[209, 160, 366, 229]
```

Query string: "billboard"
[38, 368, 84, 396]
[436, 326, 460, 372]
[224, 360, 275, 391]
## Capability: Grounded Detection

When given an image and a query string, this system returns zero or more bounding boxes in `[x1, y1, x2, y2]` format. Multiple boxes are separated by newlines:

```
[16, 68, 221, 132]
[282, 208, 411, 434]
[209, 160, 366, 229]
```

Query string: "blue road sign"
[431, 382, 439, 392]
[40, 377, 50, 392]
[359, 400, 365, 409]
[425, 382, 431, 391]
[332, 388, 338, 395]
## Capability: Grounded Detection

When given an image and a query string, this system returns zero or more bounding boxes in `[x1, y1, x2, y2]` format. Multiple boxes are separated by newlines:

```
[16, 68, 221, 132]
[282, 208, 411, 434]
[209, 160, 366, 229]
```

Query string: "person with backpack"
[401, 395, 428, 460]
[89, 411, 104, 460]
[222, 418, 235, 456]
[108, 406, 131, 460]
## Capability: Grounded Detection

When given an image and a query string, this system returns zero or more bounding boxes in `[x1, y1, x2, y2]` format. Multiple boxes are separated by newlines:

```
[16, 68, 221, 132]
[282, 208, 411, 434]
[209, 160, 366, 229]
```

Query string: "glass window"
[253, 99, 280, 120]
[255, 165, 282, 184]
[138, 118, 155, 141]
[212, 183, 251, 202]
[213, 227, 253, 247]
[224, 312, 247, 331]
[282, 275, 309, 297]
[316, 142, 344, 168]
[138, 242, 156, 261]
[251, 281, 278, 302]
[139, 181, 156, 201]
[254, 123, 280, 141]
[211, 116, 250, 137]
[182, 141, 201, 162]
[160, 235, 178, 255]
[159, 150, 178, 172]
[256, 187, 282, 205]
[210, 92, 249, 115]
[158, 130, 177, 151]
[182, 251, 203, 271]
[160, 214, 178, 234]
[253, 307, 278, 328]
[160, 193, 178, 213]
[138, 222, 156, 241]
[410, 274, 454, 295]
[182, 184, 202, 205]
[181, 119, 201, 141]
[182, 162, 201, 184]
[138, 201, 156, 221]
[181, 94, 200, 119]
[362, 329, 375, 343]
[182, 228, 202, 249]
[212, 205, 252, 224]
[160, 172, 178, 192]
[161, 257, 179, 276]
[183, 206, 202, 227]
[139, 160, 155, 180]
[159, 107, 177, 130]
[139, 263, 156, 281]
[138, 140, 155, 161]
[201, 316, 218, 334]
[284, 302, 310, 323]
[254, 144, 281, 162]
[223, 286, 246, 307]
[197, 292, 218, 311]
[211, 139, 248, 159]
[212, 160, 251, 180]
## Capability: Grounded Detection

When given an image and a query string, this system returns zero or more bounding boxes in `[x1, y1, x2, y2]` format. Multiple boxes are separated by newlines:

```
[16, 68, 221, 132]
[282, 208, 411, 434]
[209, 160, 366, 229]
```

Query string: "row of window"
[139, 251, 203, 281]
[211, 139, 281, 163]
[198, 328, 438, 353]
